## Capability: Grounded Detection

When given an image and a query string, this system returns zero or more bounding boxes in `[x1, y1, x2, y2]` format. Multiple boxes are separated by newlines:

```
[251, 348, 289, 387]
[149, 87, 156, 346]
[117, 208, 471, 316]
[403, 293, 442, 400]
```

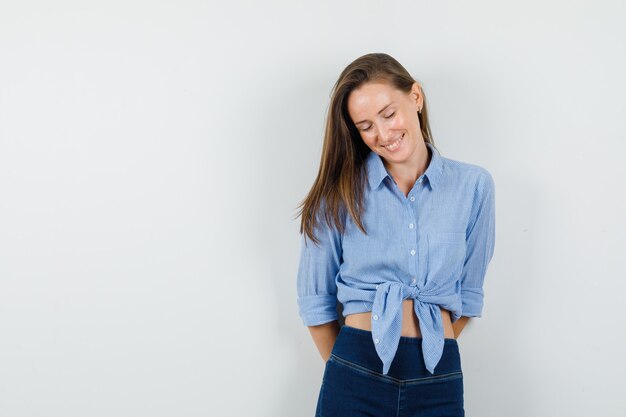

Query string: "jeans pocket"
[402, 371, 465, 416]
[328, 354, 396, 384]
[320, 354, 399, 415]
[403, 370, 463, 386]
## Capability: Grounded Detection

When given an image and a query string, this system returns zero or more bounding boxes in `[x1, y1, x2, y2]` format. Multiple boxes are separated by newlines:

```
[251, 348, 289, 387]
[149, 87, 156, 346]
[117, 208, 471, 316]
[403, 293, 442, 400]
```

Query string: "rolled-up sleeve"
[459, 171, 496, 318]
[296, 204, 343, 326]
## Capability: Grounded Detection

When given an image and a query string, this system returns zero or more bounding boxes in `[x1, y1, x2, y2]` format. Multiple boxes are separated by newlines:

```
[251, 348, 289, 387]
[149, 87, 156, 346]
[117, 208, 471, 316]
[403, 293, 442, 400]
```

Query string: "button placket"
[407, 190, 419, 286]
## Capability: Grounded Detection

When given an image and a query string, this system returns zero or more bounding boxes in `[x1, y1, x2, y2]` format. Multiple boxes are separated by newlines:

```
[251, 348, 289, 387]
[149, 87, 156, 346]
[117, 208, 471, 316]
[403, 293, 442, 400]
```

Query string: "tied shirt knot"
[371, 281, 452, 375]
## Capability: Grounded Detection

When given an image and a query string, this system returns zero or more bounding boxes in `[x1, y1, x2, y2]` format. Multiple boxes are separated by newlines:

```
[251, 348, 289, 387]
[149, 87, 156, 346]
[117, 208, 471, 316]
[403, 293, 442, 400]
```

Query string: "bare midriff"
[344, 299, 456, 339]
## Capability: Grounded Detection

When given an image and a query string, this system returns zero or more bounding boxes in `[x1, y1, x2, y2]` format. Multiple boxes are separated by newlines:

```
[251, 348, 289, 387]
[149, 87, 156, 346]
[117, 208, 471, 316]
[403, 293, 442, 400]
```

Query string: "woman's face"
[347, 81, 424, 164]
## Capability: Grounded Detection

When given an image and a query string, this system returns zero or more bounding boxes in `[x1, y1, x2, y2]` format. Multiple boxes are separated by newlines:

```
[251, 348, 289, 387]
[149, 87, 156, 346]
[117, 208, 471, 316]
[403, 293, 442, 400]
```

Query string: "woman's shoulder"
[439, 153, 494, 183]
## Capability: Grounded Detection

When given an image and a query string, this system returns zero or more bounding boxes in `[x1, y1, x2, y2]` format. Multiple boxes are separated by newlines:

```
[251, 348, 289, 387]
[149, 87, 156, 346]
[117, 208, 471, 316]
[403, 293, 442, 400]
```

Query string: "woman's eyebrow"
[354, 102, 394, 125]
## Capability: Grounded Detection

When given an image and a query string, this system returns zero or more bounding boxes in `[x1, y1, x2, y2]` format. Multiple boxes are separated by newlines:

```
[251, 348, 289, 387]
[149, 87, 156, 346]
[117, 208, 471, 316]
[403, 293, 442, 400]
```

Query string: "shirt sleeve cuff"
[461, 287, 484, 317]
[297, 294, 339, 326]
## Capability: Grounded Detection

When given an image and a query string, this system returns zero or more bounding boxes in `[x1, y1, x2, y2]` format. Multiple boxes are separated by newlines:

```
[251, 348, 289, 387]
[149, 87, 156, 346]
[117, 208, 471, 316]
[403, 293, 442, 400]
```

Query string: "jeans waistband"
[330, 325, 462, 379]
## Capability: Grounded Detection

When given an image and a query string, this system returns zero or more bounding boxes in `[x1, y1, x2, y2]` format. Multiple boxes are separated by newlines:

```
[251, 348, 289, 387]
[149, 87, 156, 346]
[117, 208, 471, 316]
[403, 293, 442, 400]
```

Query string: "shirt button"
[372, 314, 378, 320]
[418, 178, 423, 183]
[409, 223, 414, 229]
[409, 196, 415, 201]
[410, 249, 416, 255]
[411, 278, 417, 285]
[374, 338, 380, 344]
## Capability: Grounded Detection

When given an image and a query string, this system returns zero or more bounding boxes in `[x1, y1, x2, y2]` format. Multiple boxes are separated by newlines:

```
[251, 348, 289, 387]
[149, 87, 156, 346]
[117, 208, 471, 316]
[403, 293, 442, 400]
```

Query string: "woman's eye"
[361, 113, 394, 131]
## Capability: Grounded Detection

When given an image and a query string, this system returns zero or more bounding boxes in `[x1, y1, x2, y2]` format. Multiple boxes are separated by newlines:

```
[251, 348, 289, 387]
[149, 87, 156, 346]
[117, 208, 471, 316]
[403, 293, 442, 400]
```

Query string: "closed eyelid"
[360, 112, 395, 131]
[353, 102, 395, 126]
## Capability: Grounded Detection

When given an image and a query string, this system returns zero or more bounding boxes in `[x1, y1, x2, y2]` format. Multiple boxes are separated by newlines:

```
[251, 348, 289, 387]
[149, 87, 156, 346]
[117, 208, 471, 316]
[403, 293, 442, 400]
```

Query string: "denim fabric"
[315, 325, 464, 417]
[297, 142, 496, 375]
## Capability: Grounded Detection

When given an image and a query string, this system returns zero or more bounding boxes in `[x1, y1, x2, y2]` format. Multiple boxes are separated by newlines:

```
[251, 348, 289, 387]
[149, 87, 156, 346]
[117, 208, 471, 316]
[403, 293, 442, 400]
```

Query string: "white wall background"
[1, 1, 624, 416]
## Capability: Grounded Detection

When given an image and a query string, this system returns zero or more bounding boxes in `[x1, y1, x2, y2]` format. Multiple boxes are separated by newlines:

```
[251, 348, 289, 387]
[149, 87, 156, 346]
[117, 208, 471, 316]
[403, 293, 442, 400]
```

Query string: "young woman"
[295, 53, 496, 416]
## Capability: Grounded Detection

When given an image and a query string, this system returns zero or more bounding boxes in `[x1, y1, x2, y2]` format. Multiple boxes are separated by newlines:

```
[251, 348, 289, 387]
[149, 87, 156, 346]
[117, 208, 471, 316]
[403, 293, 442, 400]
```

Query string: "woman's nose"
[378, 125, 392, 142]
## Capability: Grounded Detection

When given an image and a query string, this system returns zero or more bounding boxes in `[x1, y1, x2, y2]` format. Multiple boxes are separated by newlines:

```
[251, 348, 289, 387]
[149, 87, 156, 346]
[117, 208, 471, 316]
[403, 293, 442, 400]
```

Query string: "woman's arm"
[308, 320, 340, 362]
[452, 316, 470, 339]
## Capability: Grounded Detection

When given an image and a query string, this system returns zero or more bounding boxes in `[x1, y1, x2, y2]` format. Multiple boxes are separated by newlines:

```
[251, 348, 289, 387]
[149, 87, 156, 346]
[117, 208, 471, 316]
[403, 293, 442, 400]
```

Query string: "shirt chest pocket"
[426, 232, 467, 285]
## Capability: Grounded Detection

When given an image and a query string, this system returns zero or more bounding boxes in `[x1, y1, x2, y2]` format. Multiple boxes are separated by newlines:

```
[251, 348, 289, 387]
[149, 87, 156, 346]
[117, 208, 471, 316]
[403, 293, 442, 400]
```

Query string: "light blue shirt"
[296, 141, 496, 375]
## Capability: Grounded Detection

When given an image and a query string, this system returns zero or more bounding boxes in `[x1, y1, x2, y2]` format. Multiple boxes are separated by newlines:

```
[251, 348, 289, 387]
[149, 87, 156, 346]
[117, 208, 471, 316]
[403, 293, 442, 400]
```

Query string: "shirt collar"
[366, 141, 443, 190]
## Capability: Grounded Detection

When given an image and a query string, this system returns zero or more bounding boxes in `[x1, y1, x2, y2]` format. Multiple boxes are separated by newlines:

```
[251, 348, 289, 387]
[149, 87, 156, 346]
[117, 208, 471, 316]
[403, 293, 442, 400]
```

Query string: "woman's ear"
[411, 82, 423, 110]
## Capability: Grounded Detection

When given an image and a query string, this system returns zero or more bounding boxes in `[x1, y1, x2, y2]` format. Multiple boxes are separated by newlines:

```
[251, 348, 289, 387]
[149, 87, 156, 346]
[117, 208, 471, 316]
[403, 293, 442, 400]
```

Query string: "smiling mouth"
[382, 133, 404, 151]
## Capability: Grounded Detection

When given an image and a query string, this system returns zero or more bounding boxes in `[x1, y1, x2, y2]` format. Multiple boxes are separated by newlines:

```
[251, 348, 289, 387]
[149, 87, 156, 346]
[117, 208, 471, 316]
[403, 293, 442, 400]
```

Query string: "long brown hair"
[296, 53, 438, 246]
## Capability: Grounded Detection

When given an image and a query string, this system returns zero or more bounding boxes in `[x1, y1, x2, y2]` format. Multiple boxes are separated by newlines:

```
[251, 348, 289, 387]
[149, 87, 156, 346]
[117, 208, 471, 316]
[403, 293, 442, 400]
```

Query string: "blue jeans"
[315, 325, 464, 417]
